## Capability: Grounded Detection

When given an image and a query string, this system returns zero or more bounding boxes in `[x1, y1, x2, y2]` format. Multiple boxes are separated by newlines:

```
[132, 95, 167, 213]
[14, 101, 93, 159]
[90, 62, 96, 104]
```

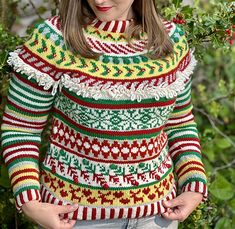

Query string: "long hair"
[59, 0, 174, 59]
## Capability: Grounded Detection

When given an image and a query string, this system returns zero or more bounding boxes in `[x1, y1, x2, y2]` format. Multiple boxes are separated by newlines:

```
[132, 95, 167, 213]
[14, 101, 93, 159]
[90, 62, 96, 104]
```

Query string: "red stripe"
[3, 120, 44, 130]
[173, 100, 191, 110]
[6, 154, 39, 166]
[62, 89, 176, 110]
[12, 175, 39, 187]
[6, 99, 48, 115]
[103, 43, 120, 54]
[14, 72, 52, 92]
[3, 142, 39, 151]
[142, 205, 148, 217]
[169, 138, 200, 148]
[92, 208, 97, 220]
[73, 209, 78, 220]
[54, 108, 163, 136]
[167, 111, 193, 121]
[101, 208, 106, 219]
[127, 208, 132, 218]
[120, 21, 126, 33]
[20, 193, 25, 206]
[150, 203, 155, 215]
[178, 167, 205, 178]
[135, 207, 140, 218]
[4, 112, 46, 126]
[27, 190, 32, 200]
[110, 208, 115, 219]
[94, 20, 102, 28]
[157, 202, 161, 214]
[111, 21, 119, 32]
[177, 161, 204, 176]
[103, 21, 111, 31]
[21, 46, 58, 78]
[11, 168, 39, 180]
[195, 181, 200, 192]
[4, 148, 38, 162]
[82, 207, 88, 220]
[118, 208, 124, 218]
[87, 37, 102, 51]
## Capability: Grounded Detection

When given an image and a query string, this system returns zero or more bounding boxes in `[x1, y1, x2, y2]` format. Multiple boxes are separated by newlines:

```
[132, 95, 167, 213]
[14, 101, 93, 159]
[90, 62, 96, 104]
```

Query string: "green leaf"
[215, 138, 232, 149]
[172, 0, 183, 8]
[0, 165, 11, 189]
[215, 217, 231, 229]
[210, 173, 234, 200]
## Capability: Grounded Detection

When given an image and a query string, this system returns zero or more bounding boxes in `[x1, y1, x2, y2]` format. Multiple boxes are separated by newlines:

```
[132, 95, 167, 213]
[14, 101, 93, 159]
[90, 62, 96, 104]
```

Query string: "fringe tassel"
[7, 50, 197, 101]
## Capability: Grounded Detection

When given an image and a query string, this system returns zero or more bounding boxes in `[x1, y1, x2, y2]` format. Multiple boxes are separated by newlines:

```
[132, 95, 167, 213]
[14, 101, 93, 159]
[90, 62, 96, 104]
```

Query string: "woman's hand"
[22, 200, 78, 229]
[162, 192, 203, 222]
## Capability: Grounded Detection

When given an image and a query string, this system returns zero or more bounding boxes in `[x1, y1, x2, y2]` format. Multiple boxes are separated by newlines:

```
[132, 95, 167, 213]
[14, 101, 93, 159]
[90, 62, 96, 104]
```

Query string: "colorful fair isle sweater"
[1, 16, 207, 220]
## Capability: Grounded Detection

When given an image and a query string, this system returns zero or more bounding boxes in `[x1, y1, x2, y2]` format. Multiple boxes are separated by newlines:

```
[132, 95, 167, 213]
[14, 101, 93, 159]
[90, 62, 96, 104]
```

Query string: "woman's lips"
[96, 6, 112, 12]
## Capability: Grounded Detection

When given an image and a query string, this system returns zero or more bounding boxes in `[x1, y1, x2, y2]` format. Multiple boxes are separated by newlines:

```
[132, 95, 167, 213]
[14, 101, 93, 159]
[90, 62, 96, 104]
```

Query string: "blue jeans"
[73, 215, 178, 229]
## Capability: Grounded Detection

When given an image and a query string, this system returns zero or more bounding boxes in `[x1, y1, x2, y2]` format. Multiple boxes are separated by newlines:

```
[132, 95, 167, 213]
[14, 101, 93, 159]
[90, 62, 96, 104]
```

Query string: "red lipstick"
[96, 6, 112, 12]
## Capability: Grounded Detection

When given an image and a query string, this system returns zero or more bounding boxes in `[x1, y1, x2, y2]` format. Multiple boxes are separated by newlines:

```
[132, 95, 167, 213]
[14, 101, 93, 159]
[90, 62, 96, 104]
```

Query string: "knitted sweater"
[2, 16, 207, 220]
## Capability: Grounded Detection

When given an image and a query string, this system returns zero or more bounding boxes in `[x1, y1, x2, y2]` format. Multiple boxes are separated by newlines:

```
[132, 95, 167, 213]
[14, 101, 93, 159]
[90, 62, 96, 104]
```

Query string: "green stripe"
[167, 127, 198, 139]
[181, 177, 207, 189]
[8, 158, 39, 170]
[65, 88, 171, 105]
[6, 103, 48, 117]
[14, 186, 40, 197]
[9, 85, 52, 110]
[172, 103, 193, 113]
[2, 137, 40, 148]
[175, 95, 190, 105]
[168, 135, 199, 144]
[174, 152, 202, 165]
[12, 75, 53, 100]
[53, 112, 161, 140]
[41, 166, 173, 190]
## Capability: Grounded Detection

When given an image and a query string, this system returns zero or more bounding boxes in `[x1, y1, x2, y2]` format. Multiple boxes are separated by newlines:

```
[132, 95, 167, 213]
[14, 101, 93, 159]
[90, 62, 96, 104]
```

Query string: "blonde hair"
[59, 0, 173, 59]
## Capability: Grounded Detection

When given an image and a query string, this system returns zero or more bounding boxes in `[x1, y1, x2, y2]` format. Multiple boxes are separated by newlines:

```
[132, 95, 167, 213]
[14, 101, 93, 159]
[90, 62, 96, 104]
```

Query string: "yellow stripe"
[41, 171, 175, 207]
[25, 31, 189, 80]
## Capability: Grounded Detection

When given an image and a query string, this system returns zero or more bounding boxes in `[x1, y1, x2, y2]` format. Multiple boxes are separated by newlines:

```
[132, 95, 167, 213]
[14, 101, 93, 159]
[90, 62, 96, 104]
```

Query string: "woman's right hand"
[22, 200, 78, 229]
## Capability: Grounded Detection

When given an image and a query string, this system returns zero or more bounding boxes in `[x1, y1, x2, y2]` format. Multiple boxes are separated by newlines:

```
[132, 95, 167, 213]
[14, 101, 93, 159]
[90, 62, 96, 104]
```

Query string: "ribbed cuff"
[181, 181, 208, 201]
[15, 189, 41, 212]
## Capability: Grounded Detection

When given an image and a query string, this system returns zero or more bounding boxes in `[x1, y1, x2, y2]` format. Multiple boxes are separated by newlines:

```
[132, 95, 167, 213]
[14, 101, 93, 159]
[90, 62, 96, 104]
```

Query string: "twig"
[212, 158, 235, 175]
[28, 0, 43, 20]
[194, 107, 235, 148]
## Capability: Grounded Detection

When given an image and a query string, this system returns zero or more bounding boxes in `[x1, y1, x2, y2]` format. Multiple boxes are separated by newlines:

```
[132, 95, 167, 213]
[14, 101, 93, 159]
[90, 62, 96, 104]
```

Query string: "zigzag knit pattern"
[1, 16, 207, 220]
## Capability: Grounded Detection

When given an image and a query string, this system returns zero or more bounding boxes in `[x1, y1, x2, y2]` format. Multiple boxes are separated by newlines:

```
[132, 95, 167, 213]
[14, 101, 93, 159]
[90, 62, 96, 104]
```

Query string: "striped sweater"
[1, 16, 207, 220]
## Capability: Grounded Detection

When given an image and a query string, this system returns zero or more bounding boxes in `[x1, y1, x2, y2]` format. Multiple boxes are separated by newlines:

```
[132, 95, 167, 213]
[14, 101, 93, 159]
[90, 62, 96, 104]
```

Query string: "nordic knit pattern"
[1, 16, 207, 220]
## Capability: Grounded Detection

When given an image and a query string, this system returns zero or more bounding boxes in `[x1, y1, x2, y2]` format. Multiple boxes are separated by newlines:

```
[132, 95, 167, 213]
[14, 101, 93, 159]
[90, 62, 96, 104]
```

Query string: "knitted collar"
[90, 18, 134, 33]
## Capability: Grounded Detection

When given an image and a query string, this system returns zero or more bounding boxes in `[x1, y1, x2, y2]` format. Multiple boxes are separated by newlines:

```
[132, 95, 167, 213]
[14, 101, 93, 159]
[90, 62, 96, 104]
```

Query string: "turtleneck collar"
[90, 18, 134, 33]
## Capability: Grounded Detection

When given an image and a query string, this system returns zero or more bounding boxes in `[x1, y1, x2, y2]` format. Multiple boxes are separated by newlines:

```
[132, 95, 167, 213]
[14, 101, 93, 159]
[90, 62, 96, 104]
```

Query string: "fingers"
[54, 204, 79, 214]
[162, 197, 184, 208]
[162, 208, 188, 222]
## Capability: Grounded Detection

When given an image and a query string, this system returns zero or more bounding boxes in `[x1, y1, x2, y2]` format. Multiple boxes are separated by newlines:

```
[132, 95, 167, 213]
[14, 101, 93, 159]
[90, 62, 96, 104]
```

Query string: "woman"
[2, 0, 208, 228]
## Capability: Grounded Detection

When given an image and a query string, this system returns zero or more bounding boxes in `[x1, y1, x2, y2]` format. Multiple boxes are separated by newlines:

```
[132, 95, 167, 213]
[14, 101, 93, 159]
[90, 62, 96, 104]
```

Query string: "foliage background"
[0, 0, 234, 228]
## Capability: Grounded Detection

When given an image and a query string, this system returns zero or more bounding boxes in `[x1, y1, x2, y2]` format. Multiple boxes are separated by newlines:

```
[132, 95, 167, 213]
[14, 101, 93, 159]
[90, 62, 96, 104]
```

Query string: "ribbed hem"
[181, 181, 208, 201]
[15, 189, 41, 212]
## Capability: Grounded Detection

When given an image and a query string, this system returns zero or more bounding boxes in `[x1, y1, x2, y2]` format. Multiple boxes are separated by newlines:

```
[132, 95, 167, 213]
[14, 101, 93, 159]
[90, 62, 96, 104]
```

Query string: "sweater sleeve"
[164, 53, 208, 199]
[163, 23, 208, 199]
[1, 19, 59, 211]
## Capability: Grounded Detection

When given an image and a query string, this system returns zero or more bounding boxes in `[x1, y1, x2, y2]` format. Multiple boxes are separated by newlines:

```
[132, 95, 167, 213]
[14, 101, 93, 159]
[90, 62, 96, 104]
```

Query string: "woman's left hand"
[162, 191, 203, 222]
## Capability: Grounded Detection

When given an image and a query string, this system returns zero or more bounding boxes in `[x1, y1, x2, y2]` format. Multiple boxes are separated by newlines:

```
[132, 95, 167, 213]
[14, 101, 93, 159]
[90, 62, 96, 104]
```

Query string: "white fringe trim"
[7, 50, 197, 101]
[7, 49, 60, 96]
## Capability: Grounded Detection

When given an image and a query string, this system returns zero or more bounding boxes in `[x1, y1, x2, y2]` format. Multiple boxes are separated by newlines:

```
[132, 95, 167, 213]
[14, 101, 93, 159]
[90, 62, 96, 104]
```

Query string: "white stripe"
[3, 144, 38, 154]
[168, 130, 198, 138]
[8, 87, 52, 109]
[2, 136, 40, 145]
[170, 140, 200, 151]
[5, 151, 38, 163]
[167, 114, 194, 124]
[3, 116, 46, 127]
[13, 75, 54, 102]
[170, 146, 200, 158]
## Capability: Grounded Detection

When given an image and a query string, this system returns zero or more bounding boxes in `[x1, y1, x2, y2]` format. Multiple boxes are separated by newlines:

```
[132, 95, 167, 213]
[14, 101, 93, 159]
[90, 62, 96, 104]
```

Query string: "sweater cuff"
[15, 189, 41, 212]
[181, 181, 208, 201]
